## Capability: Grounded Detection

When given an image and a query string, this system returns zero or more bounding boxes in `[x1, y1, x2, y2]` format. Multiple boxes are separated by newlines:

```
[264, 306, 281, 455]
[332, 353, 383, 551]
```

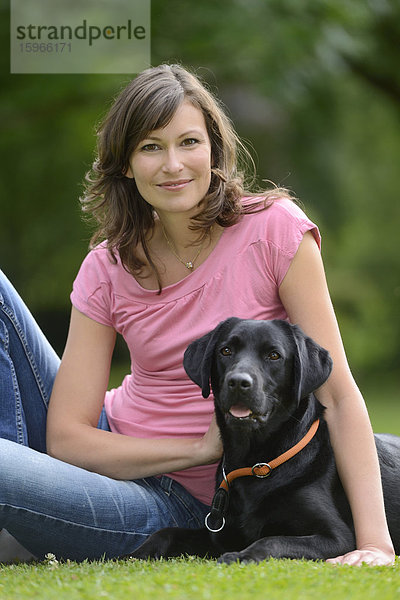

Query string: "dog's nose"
[227, 372, 253, 390]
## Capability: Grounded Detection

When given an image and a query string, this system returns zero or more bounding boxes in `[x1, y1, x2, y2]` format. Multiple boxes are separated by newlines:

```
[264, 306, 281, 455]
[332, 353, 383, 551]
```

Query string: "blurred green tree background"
[1, 0, 399, 389]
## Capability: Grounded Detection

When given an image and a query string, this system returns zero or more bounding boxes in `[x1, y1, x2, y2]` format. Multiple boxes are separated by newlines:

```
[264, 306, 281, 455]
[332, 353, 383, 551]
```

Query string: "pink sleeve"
[264, 198, 321, 288]
[70, 247, 113, 327]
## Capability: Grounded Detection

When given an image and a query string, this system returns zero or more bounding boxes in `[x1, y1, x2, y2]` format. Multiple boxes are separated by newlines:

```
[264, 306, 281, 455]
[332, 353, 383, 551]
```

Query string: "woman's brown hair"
[81, 63, 290, 291]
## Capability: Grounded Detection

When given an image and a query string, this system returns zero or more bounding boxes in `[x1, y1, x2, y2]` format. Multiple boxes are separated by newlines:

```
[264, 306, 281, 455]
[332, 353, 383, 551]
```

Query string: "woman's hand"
[326, 545, 395, 566]
[197, 413, 223, 465]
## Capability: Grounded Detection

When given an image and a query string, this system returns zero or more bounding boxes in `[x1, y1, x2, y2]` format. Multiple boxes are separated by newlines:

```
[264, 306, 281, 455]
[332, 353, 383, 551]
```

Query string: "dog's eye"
[220, 347, 232, 356]
[268, 351, 281, 360]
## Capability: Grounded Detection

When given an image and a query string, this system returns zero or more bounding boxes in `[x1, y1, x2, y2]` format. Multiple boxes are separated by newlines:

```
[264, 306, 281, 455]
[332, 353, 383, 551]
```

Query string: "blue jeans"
[0, 270, 209, 561]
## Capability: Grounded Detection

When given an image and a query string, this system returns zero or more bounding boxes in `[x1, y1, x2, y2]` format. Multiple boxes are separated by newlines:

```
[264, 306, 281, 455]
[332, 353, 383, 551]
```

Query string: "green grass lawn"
[1, 556, 400, 600]
[1, 369, 399, 599]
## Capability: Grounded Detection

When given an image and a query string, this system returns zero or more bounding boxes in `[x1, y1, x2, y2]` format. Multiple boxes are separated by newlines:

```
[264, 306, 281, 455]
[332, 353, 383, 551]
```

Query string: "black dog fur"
[128, 318, 400, 563]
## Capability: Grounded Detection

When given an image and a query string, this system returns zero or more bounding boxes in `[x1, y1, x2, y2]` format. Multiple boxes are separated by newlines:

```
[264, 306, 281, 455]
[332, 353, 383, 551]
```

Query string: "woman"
[0, 64, 394, 565]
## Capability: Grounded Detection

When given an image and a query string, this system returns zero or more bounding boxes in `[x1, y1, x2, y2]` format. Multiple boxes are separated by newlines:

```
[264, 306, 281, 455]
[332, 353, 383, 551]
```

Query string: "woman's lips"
[156, 179, 192, 191]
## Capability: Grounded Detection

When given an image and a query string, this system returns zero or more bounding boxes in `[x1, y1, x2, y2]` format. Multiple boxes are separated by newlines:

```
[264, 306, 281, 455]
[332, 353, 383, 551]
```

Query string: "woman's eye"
[182, 138, 199, 146]
[140, 143, 160, 152]
[220, 347, 232, 356]
[268, 351, 281, 360]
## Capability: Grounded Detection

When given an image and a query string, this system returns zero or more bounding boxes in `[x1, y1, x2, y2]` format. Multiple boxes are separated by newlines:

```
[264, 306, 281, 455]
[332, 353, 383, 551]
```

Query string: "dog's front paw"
[126, 528, 175, 560]
[218, 550, 245, 564]
[218, 549, 258, 565]
[127, 538, 162, 560]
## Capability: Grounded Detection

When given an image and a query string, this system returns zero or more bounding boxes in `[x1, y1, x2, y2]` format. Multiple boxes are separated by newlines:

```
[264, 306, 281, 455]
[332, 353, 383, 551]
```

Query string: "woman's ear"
[124, 165, 134, 179]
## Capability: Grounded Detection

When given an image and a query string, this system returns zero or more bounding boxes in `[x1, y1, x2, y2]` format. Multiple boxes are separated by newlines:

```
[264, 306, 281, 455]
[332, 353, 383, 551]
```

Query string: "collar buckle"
[251, 462, 272, 478]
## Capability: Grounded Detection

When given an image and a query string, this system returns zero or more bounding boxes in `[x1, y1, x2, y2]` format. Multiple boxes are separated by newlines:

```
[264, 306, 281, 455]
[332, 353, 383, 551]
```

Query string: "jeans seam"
[135, 478, 181, 528]
[2, 503, 149, 537]
[169, 489, 199, 527]
[0, 302, 49, 410]
[0, 324, 27, 445]
[143, 477, 202, 528]
[167, 482, 207, 528]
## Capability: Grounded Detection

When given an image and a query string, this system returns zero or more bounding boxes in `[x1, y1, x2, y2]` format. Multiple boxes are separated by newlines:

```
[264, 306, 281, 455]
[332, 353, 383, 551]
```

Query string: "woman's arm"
[279, 231, 395, 566]
[46, 307, 222, 479]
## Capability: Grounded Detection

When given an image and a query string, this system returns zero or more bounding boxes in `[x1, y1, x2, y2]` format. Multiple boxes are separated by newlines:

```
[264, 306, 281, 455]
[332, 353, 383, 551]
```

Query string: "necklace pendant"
[185, 261, 194, 270]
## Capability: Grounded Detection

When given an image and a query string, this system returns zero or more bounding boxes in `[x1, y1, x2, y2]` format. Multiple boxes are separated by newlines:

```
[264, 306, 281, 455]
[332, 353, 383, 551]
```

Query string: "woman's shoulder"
[241, 194, 308, 219]
[83, 241, 121, 265]
[239, 195, 312, 230]
[74, 241, 124, 285]
[237, 194, 320, 250]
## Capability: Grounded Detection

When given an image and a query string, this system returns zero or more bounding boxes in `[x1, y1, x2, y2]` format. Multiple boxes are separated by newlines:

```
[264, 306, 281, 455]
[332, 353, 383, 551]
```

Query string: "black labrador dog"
[129, 318, 400, 563]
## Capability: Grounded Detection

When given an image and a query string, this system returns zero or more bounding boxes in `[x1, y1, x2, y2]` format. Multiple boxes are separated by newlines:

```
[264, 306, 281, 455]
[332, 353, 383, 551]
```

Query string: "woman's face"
[127, 101, 212, 220]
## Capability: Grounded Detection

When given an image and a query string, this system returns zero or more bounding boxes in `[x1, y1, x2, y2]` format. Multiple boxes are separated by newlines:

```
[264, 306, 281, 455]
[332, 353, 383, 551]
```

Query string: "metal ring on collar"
[205, 512, 226, 532]
[222, 463, 229, 489]
[251, 462, 272, 478]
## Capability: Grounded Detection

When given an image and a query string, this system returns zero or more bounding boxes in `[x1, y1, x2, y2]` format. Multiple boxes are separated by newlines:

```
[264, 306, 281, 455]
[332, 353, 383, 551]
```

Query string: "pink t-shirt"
[70, 197, 320, 504]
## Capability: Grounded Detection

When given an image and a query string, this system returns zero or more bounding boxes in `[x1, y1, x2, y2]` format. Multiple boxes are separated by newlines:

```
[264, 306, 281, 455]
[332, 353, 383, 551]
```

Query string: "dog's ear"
[183, 317, 241, 398]
[291, 324, 333, 402]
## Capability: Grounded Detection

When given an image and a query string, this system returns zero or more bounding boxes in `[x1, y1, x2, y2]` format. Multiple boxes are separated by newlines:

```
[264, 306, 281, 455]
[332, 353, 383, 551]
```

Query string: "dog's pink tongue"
[229, 404, 252, 418]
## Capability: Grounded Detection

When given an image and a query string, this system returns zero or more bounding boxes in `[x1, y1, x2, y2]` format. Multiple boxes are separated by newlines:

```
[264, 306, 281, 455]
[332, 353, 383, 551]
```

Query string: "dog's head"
[183, 318, 332, 431]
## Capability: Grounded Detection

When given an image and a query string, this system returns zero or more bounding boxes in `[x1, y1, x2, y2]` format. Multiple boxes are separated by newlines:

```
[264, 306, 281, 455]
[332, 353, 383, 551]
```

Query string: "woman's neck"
[155, 212, 204, 255]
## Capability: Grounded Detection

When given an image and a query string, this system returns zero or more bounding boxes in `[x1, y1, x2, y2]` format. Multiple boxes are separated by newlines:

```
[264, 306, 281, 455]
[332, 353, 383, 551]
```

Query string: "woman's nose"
[162, 148, 183, 173]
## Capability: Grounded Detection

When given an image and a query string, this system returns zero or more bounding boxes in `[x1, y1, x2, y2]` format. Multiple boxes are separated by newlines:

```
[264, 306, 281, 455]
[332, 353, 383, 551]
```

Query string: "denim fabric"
[0, 270, 210, 560]
[0, 271, 60, 452]
[0, 439, 209, 560]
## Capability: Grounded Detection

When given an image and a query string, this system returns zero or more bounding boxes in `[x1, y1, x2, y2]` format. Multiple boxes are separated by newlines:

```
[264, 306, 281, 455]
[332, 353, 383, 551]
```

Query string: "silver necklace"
[162, 226, 209, 270]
